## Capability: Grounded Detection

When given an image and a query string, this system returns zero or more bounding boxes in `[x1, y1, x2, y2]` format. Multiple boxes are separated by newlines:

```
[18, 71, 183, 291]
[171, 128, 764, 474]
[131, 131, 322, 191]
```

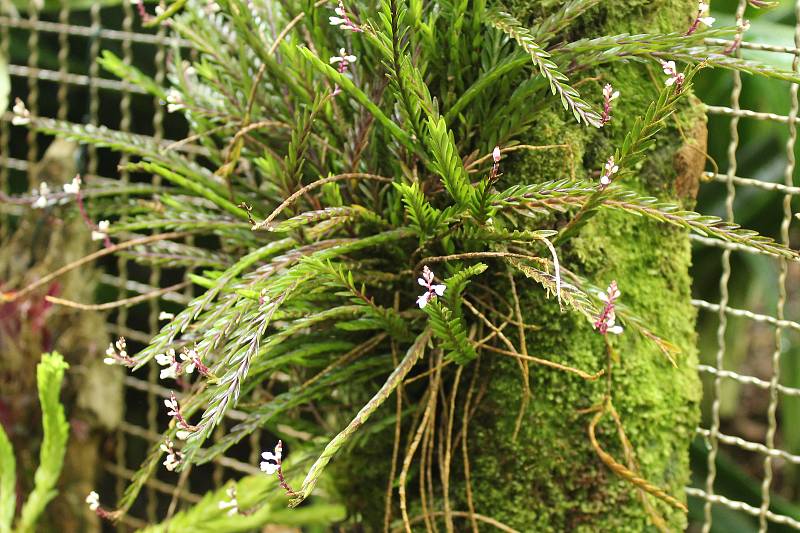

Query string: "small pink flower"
[492, 146, 501, 163]
[594, 281, 623, 335]
[164, 395, 179, 417]
[417, 266, 446, 309]
[599, 156, 619, 187]
[661, 61, 685, 90]
[103, 336, 136, 367]
[600, 84, 619, 126]
[260, 441, 282, 475]
[329, 1, 362, 32]
[160, 438, 183, 471]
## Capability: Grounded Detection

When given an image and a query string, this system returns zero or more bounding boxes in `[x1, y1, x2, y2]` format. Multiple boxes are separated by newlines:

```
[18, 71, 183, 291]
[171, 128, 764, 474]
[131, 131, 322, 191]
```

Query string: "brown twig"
[45, 281, 189, 311]
[475, 343, 604, 381]
[507, 270, 531, 441]
[393, 511, 521, 533]
[2, 232, 190, 303]
[251, 173, 392, 231]
[587, 406, 687, 512]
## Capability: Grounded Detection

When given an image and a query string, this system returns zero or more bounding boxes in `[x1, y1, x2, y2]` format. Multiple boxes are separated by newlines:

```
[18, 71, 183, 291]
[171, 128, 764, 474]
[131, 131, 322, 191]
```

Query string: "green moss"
[454, 0, 701, 530]
[333, 1, 702, 530]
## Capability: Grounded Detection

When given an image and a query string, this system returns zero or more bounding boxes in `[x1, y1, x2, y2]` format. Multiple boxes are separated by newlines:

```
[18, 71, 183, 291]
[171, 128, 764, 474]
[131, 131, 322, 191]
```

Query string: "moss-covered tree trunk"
[337, 1, 703, 530]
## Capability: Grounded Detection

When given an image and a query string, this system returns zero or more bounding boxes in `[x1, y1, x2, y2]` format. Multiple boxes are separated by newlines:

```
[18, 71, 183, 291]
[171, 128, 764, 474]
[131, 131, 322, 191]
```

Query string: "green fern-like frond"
[426, 116, 477, 209]
[302, 258, 410, 340]
[485, 7, 602, 127]
[444, 263, 488, 319]
[16, 353, 70, 533]
[532, 0, 602, 43]
[424, 299, 478, 364]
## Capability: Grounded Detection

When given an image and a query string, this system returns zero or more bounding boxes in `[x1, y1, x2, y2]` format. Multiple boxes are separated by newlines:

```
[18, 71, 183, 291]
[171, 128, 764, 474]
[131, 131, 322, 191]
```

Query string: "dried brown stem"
[45, 281, 189, 311]
[2, 232, 190, 303]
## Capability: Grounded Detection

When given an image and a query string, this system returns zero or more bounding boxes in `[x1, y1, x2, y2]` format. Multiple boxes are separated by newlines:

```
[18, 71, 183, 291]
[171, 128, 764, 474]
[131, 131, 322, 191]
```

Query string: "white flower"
[62, 176, 81, 195]
[156, 349, 178, 380]
[697, 2, 715, 26]
[103, 343, 117, 365]
[92, 219, 110, 241]
[180, 350, 196, 374]
[163, 451, 182, 471]
[329, 48, 357, 65]
[33, 182, 50, 208]
[165, 88, 184, 113]
[164, 396, 179, 417]
[661, 60, 685, 87]
[12, 98, 30, 126]
[155, 348, 175, 366]
[160, 363, 178, 380]
[85, 491, 100, 511]
[492, 146, 502, 163]
[218, 486, 238, 516]
[176, 429, 192, 440]
[416, 265, 446, 309]
[160, 438, 183, 471]
[600, 156, 619, 186]
[260, 460, 279, 475]
[603, 84, 620, 101]
[329, 15, 347, 26]
[416, 292, 433, 309]
[158, 311, 175, 321]
[260, 442, 282, 475]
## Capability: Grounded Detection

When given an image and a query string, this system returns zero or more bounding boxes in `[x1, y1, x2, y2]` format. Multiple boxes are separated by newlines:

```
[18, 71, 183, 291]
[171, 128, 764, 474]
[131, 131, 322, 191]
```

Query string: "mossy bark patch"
[334, 1, 702, 530]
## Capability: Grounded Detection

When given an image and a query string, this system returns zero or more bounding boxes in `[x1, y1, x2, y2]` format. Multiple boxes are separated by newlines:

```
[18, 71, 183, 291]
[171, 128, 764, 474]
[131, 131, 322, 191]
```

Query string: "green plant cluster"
[0, 353, 69, 533]
[9, 0, 800, 529]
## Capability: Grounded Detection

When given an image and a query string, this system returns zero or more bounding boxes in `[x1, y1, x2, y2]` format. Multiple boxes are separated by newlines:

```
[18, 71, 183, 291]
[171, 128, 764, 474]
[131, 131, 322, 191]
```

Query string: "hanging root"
[587, 406, 687, 513]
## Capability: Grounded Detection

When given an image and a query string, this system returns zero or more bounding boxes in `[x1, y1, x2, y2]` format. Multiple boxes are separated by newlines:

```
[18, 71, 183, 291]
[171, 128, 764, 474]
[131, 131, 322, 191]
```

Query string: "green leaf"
[136, 470, 345, 533]
[297, 46, 414, 151]
[444, 263, 488, 318]
[394, 181, 445, 237]
[424, 300, 478, 364]
[98, 51, 166, 99]
[0, 423, 15, 533]
[485, 7, 602, 127]
[426, 116, 476, 209]
[16, 353, 70, 533]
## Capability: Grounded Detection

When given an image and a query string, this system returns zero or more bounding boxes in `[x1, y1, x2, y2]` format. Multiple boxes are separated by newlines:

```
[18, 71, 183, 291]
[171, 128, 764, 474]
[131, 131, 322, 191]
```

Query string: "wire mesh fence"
[1, 1, 799, 531]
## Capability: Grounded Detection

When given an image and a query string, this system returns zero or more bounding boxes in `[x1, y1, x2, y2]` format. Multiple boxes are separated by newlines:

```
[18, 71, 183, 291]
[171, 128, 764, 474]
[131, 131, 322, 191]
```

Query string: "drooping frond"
[485, 7, 602, 127]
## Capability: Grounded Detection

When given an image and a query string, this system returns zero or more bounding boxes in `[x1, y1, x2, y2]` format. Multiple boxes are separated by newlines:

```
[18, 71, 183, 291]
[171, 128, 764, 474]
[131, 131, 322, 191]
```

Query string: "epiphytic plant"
[4, 0, 799, 530]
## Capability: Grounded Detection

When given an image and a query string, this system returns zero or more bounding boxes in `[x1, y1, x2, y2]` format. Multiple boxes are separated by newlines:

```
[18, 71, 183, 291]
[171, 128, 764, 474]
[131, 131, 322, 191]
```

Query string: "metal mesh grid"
[0, 3, 264, 530]
[1, 1, 799, 530]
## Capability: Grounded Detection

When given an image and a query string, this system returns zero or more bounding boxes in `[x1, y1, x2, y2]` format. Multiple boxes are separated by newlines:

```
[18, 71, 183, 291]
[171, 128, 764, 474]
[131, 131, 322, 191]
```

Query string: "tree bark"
[336, 1, 704, 530]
